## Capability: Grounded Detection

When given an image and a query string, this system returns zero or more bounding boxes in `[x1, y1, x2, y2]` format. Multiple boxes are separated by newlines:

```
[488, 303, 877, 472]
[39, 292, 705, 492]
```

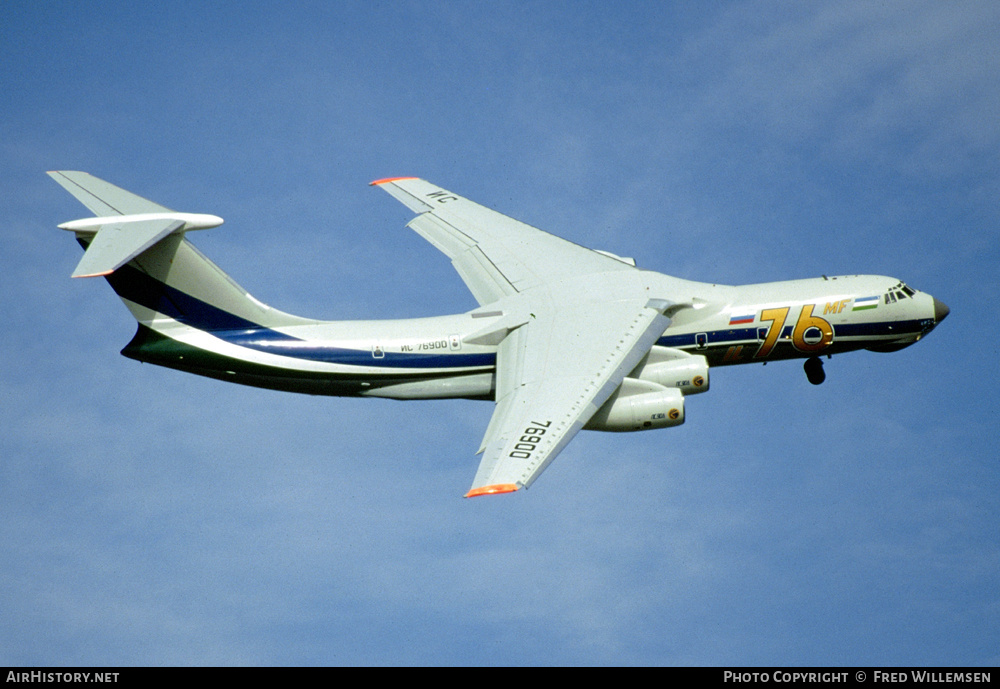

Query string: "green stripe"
[120, 325, 487, 397]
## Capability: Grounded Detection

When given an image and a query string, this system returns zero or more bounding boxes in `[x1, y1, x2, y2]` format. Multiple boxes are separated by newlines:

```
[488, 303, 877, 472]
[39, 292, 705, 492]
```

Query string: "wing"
[468, 296, 673, 497]
[372, 177, 676, 496]
[371, 177, 634, 305]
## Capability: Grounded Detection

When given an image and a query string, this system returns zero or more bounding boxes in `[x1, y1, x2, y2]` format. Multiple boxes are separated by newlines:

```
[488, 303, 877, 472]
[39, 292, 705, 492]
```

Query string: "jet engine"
[584, 347, 708, 432]
[631, 346, 709, 395]
[584, 379, 685, 432]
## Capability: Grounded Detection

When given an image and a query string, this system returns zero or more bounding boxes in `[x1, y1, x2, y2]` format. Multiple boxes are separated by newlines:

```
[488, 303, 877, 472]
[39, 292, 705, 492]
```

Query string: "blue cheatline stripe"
[221, 329, 496, 368]
[656, 319, 926, 350]
[830, 319, 926, 338]
[103, 260, 496, 370]
[104, 258, 261, 331]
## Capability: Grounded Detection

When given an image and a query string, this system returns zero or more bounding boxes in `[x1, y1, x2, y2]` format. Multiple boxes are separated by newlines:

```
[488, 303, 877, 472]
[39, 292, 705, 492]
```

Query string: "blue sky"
[2, 0, 998, 666]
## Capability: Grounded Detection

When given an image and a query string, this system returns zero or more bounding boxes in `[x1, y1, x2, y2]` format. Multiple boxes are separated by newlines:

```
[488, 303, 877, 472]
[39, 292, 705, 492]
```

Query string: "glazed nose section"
[933, 297, 950, 324]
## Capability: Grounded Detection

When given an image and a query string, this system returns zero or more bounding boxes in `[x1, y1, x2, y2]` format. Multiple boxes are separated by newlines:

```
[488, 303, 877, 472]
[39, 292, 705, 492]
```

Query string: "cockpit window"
[886, 282, 915, 302]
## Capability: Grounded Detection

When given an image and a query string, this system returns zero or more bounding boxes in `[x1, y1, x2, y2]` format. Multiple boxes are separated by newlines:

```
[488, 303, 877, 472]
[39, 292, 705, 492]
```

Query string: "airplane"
[49, 171, 949, 497]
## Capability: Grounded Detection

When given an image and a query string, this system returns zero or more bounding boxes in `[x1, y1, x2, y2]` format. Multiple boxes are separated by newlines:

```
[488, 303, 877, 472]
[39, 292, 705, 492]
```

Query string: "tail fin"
[50, 171, 309, 331]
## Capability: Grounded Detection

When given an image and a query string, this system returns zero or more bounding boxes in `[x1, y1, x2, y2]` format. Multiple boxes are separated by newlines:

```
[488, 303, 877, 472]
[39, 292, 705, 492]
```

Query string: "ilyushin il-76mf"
[49, 172, 949, 497]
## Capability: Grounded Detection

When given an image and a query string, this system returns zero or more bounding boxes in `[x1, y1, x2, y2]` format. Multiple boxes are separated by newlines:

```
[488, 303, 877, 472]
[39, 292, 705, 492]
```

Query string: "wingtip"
[369, 176, 418, 187]
[464, 483, 520, 498]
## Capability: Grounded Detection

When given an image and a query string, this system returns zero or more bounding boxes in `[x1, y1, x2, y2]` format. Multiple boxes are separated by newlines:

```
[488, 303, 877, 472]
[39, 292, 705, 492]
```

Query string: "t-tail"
[48, 171, 311, 360]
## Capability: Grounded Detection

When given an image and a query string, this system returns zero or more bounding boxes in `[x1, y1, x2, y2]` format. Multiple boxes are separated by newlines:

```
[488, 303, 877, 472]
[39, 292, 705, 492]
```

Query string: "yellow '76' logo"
[755, 305, 834, 358]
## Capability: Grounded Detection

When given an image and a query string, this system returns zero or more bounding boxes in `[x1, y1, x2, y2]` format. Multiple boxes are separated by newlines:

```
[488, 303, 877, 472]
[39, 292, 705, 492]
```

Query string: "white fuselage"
[124, 272, 943, 400]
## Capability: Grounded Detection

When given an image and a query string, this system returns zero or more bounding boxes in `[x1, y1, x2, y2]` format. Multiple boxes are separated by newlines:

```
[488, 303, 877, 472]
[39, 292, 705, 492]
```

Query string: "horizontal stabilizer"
[49, 170, 226, 278]
[71, 218, 185, 278]
[58, 212, 223, 278]
[48, 170, 173, 216]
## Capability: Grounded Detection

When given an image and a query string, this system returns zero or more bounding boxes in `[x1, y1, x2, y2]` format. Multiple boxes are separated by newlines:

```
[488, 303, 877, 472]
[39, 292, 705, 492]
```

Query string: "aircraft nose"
[933, 297, 950, 324]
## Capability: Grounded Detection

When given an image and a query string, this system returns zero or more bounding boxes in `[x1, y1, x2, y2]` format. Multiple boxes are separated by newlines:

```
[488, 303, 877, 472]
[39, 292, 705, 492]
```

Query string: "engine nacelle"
[584, 379, 685, 432]
[632, 346, 709, 395]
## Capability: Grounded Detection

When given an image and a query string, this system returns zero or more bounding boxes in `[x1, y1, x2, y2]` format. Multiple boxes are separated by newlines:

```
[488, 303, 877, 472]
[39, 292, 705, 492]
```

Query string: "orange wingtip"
[369, 176, 418, 186]
[464, 483, 520, 498]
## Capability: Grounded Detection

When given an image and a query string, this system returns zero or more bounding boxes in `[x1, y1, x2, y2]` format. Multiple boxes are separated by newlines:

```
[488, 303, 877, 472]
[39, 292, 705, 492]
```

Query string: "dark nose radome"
[933, 298, 950, 324]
